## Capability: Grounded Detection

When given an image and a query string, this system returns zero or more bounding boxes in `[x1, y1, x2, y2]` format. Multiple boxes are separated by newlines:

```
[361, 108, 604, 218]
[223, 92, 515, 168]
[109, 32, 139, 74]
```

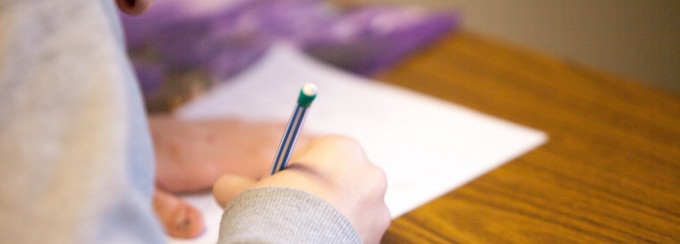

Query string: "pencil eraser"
[298, 83, 317, 107]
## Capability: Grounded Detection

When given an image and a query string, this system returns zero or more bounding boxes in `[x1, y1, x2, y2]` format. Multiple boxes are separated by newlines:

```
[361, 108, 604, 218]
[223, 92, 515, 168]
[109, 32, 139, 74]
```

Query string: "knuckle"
[383, 210, 392, 224]
[319, 134, 362, 150]
[369, 165, 388, 191]
[381, 218, 391, 233]
[378, 207, 392, 233]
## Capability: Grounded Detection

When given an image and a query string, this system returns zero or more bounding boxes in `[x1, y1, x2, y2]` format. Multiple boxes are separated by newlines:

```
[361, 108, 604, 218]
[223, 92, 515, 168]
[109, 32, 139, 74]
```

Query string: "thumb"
[212, 174, 257, 208]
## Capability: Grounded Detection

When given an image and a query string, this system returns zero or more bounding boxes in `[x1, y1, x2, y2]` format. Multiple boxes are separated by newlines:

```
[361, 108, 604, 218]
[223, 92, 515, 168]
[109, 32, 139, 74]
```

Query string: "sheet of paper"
[169, 44, 547, 243]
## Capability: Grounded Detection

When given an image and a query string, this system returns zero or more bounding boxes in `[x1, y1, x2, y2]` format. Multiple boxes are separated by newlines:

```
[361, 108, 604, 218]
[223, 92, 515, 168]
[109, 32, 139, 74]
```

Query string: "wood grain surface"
[375, 31, 680, 243]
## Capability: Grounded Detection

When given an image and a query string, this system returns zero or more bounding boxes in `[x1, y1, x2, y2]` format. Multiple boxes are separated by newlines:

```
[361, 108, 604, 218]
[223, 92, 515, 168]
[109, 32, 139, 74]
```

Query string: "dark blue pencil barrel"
[269, 84, 317, 175]
[270, 105, 309, 175]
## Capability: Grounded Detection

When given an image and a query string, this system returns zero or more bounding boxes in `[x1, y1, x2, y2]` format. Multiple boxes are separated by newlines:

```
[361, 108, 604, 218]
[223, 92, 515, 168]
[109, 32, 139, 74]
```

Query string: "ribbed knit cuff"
[217, 187, 361, 244]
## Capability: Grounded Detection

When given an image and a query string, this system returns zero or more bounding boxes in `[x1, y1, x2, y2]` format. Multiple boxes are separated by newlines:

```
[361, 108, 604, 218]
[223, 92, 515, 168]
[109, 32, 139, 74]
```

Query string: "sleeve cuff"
[217, 187, 361, 244]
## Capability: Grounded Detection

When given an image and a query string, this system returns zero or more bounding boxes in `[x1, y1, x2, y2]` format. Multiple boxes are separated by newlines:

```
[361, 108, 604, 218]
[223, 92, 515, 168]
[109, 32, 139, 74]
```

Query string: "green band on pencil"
[297, 84, 317, 108]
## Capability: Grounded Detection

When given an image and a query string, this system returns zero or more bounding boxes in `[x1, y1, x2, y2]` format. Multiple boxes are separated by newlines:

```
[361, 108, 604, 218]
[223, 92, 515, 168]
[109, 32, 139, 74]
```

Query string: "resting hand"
[148, 116, 309, 239]
[149, 115, 297, 193]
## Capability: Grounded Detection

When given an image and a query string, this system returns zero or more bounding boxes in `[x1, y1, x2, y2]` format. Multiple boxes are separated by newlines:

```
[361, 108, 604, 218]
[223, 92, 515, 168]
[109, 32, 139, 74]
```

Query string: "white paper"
[169, 44, 547, 243]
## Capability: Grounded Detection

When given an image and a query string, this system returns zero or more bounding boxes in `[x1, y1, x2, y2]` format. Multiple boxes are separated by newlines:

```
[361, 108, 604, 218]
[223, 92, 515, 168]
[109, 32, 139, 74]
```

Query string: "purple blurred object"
[121, 0, 460, 95]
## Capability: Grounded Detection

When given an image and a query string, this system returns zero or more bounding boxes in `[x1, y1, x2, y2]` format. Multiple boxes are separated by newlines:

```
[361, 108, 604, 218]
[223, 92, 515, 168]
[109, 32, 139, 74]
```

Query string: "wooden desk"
[375, 31, 680, 243]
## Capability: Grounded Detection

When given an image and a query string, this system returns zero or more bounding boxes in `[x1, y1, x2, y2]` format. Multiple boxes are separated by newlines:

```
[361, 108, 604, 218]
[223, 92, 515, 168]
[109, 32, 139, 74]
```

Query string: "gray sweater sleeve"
[218, 187, 362, 244]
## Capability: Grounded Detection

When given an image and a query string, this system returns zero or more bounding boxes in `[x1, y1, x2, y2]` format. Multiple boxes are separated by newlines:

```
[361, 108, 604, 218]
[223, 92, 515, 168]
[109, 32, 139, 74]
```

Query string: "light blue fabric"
[0, 0, 165, 242]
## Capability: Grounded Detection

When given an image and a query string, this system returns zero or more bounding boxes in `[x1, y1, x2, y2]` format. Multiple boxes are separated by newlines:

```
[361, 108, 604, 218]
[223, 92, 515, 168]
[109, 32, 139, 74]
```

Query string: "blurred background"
[370, 0, 680, 94]
[125, 0, 679, 112]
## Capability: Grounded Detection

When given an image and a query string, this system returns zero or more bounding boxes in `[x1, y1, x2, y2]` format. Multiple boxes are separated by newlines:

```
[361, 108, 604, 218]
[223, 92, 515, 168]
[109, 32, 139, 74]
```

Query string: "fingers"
[115, 0, 154, 15]
[212, 174, 257, 208]
[293, 135, 367, 171]
[346, 162, 390, 244]
[295, 135, 390, 244]
[152, 188, 205, 238]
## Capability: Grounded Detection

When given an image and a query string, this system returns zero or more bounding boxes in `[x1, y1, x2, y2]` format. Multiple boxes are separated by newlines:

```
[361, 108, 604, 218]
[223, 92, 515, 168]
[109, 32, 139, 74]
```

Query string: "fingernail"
[174, 209, 190, 230]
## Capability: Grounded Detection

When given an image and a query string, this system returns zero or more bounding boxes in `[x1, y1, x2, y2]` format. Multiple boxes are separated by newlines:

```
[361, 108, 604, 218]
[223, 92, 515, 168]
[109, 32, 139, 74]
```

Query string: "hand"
[152, 188, 204, 239]
[213, 135, 391, 244]
[150, 115, 305, 193]
[148, 115, 310, 239]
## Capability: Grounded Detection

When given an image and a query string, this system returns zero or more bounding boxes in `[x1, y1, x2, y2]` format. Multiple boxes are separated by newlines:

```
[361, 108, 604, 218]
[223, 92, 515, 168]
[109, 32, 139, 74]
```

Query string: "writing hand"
[213, 135, 390, 244]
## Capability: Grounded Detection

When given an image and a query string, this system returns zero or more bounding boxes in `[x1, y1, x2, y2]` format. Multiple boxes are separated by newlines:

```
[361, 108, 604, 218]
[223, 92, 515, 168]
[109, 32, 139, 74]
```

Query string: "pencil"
[269, 83, 317, 175]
